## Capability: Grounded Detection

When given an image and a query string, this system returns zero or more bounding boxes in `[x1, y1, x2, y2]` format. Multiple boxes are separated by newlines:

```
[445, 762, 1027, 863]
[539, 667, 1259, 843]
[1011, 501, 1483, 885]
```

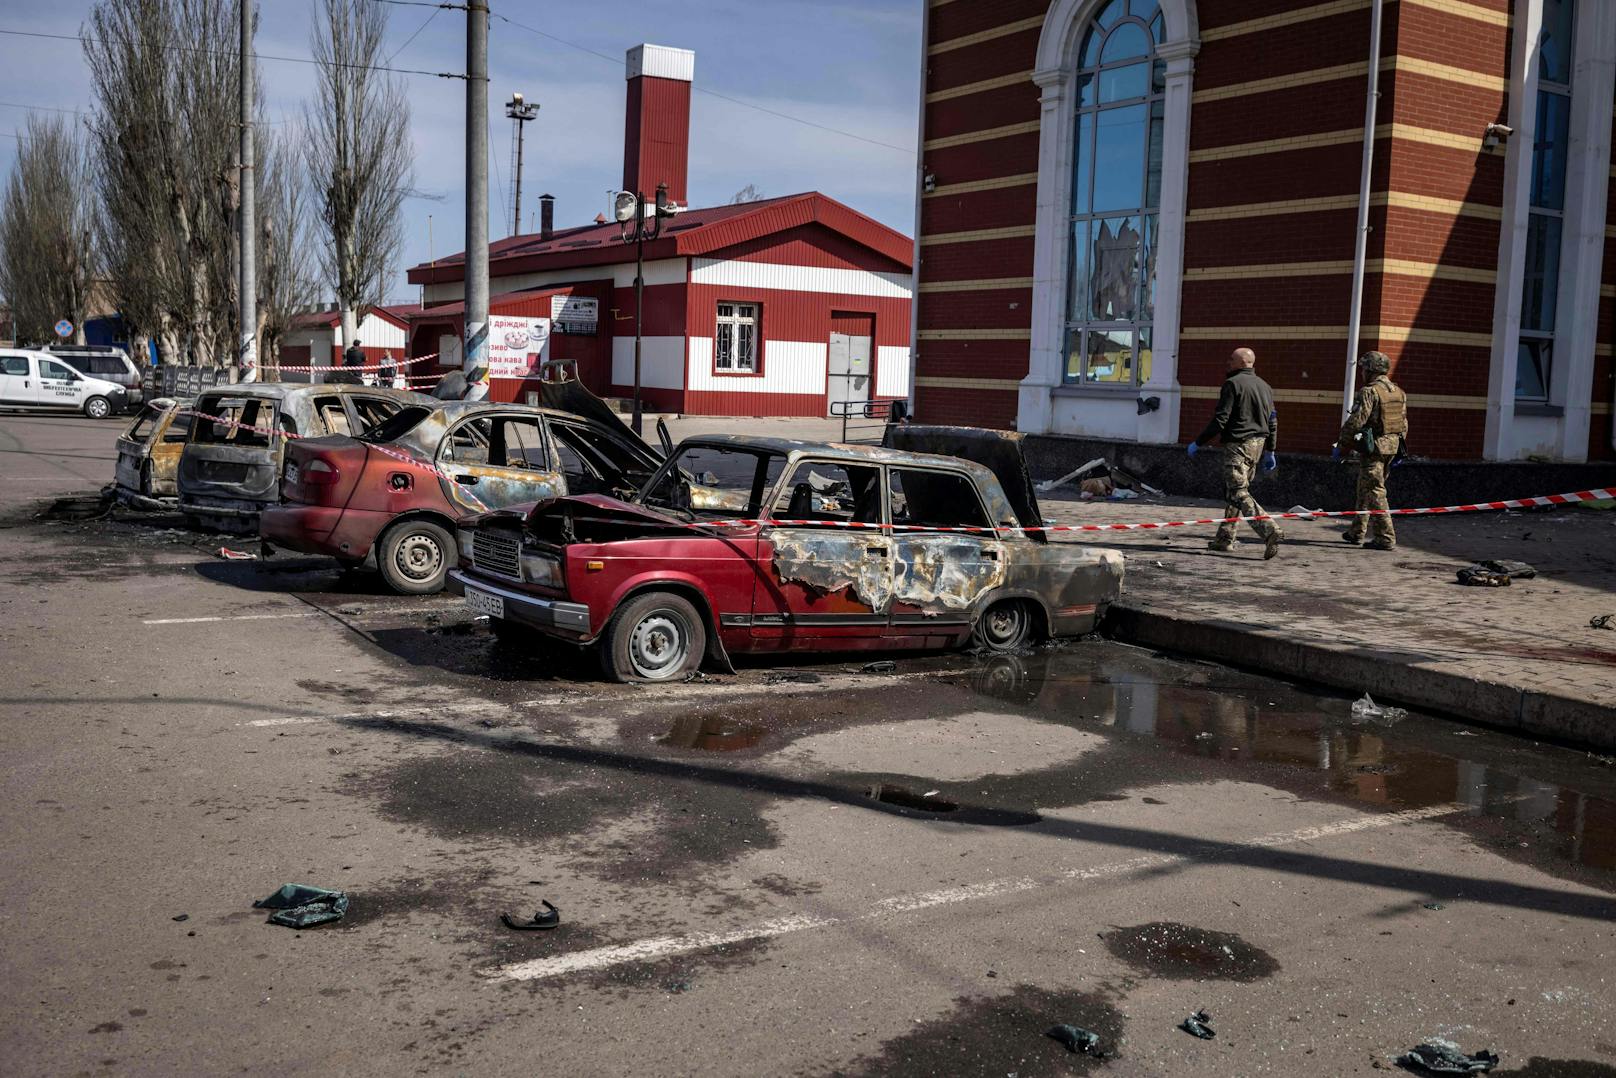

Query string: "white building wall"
[875, 346, 911, 398]
[687, 337, 828, 395]
[689, 259, 911, 299]
[422, 259, 686, 304]
[356, 312, 407, 350]
[611, 335, 685, 390]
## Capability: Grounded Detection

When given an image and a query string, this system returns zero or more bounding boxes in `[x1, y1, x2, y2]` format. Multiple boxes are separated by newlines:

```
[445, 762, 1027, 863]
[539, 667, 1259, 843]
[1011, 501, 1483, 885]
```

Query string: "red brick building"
[913, 0, 1614, 462]
[407, 45, 914, 418]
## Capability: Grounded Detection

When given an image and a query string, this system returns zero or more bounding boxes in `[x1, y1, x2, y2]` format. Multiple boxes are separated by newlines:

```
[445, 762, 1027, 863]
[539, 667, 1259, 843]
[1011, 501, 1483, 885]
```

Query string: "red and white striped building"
[407, 44, 914, 418]
[913, 0, 1615, 462]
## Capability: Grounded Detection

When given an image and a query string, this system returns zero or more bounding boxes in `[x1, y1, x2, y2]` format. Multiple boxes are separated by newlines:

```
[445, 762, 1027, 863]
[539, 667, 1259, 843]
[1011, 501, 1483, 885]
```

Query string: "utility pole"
[239, 0, 256, 381]
[464, 0, 490, 400]
[614, 183, 675, 434]
[505, 92, 538, 236]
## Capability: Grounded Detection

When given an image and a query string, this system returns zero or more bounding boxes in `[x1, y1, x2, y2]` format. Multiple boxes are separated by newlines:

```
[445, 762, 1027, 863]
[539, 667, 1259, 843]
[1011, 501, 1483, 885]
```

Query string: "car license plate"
[283, 462, 299, 486]
[464, 585, 505, 619]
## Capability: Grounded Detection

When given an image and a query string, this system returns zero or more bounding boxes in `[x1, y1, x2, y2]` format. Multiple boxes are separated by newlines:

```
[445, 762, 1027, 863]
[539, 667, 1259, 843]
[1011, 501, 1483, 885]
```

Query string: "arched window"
[1063, 0, 1165, 386]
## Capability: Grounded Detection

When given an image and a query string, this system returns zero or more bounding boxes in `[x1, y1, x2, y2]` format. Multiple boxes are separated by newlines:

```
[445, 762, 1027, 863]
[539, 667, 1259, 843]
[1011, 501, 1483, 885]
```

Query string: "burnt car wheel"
[377, 520, 453, 595]
[971, 598, 1035, 653]
[83, 396, 112, 420]
[603, 591, 706, 683]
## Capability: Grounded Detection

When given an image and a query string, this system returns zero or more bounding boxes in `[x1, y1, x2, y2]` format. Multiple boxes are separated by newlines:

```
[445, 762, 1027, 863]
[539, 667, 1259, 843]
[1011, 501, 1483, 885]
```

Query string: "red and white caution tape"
[247, 352, 438, 374]
[568, 487, 1616, 536]
[179, 406, 489, 512]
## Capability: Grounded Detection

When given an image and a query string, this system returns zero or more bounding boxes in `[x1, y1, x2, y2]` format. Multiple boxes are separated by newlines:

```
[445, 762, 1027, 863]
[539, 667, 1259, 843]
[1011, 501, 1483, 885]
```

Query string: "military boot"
[1207, 538, 1234, 552]
[1364, 539, 1395, 551]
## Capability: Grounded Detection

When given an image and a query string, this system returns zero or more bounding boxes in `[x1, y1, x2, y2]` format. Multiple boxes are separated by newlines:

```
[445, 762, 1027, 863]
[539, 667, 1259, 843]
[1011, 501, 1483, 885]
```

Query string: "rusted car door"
[434, 412, 565, 512]
[179, 394, 286, 505]
[751, 458, 892, 647]
[115, 400, 191, 500]
[886, 466, 1007, 643]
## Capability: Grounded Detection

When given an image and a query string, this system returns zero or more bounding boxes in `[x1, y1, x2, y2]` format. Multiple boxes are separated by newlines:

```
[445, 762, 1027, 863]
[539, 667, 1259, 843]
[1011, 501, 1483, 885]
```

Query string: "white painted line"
[143, 611, 324, 625]
[487, 803, 1462, 983]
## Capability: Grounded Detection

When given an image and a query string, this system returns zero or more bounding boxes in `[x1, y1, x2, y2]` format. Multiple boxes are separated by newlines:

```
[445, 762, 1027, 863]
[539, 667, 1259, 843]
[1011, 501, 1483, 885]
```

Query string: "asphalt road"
[1, 408, 1614, 1077]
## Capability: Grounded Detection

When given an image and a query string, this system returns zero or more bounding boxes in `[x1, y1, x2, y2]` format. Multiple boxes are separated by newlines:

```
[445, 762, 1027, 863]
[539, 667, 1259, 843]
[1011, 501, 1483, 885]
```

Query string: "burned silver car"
[177, 383, 430, 531]
[113, 397, 192, 510]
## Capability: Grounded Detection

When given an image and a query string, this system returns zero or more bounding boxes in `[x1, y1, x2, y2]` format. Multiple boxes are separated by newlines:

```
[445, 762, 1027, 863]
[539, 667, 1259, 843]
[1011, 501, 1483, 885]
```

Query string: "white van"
[48, 346, 145, 410]
[0, 349, 129, 418]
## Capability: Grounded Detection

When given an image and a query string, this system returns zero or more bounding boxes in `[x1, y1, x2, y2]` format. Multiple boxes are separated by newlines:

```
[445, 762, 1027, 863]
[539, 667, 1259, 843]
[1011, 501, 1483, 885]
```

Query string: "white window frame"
[714, 301, 760, 375]
[1020, 0, 1198, 444]
[1485, 0, 1616, 460]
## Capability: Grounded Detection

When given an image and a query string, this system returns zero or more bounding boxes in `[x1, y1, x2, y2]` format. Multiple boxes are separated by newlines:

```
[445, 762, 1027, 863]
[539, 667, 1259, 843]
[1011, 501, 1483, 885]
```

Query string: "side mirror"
[656, 418, 674, 457]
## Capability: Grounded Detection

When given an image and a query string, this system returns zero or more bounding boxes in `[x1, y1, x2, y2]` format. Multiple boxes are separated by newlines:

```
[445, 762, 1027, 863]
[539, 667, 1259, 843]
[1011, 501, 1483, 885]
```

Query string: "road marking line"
[143, 611, 324, 625]
[487, 803, 1461, 983]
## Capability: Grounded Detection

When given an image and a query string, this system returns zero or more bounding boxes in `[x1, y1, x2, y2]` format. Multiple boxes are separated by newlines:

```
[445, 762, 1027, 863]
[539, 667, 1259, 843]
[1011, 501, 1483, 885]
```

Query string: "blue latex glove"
[1260, 451, 1277, 473]
[1331, 445, 1343, 462]
[1185, 442, 1200, 459]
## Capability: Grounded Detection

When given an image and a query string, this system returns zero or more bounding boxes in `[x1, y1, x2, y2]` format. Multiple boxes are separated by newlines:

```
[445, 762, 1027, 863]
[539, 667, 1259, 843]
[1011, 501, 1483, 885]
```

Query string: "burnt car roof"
[674, 432, 1001, 477]
[193, 384, 429, 403]
[385, 398, 658, 460]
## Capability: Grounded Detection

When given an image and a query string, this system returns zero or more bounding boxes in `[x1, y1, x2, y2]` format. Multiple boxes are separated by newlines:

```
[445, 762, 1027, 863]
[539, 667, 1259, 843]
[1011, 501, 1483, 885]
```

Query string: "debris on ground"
[1046, 1024, 1105, 1056]
[765, 671, 821, 684]
[1351, 693, 1408, 725]
[171, 914, 189, 922]
[1036, 457, 1107, 494]
[1457, 559, 1536, 586]
[1399, 1038, 1499, 1074]
[216, 546, 257, 560]
[1591, 614, 1615, 631]
[252, 884, 349, 928]
[861, 660, 897, 673]
[500, 901, 560, 931]
[1110, 488, 1139, 500]
[682, 669, 711, 683]
[1179, 1010, 1216, 1039]
[1079, 476, 1114, 500]
[1423, 902, 1446, 910]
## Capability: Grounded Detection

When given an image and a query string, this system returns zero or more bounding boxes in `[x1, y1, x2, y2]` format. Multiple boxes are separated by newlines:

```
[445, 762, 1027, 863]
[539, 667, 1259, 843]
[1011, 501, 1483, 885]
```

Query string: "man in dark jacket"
[1187, 347, 1281, 559]
[330, 338, 364, 385]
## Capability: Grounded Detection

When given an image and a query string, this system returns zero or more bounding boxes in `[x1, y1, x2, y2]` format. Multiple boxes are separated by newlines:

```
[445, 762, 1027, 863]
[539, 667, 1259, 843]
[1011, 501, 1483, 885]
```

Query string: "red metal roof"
[289, 304, 417, 330]
[406, 192, 912, 286]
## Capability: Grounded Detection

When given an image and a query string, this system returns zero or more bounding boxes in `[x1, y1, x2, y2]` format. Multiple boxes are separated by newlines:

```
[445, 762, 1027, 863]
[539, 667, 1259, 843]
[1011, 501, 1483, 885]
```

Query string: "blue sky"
[0, 0, 922, 302]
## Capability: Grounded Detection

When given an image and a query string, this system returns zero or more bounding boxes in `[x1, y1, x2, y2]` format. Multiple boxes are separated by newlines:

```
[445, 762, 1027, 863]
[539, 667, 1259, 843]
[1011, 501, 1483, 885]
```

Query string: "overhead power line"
[488, 13, 915, 156]
[0, 27, 466, 80]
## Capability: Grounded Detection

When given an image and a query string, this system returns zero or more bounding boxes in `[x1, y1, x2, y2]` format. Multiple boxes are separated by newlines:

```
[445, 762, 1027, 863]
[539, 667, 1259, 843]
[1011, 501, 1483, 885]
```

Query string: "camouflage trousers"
[1344, 457, 1396, 545]
[1215, 436, 1278, 543]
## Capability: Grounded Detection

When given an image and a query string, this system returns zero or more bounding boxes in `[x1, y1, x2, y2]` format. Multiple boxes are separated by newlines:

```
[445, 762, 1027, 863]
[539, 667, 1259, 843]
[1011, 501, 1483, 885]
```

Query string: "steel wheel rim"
[629, 609, 689, 679]
[983, 603, 1028, 647]
[395, 532, 443, 581]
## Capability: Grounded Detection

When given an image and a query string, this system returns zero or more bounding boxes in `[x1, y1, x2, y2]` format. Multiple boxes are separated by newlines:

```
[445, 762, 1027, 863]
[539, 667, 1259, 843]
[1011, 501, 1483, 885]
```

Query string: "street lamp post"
[615, 183, 675, 434]
[504, 92, 538, 237]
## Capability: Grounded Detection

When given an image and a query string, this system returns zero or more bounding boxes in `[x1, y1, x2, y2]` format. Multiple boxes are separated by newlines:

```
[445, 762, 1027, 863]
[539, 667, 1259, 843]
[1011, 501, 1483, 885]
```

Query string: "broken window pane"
[890, 469, 991, 530]
[773, 462, 881, 524]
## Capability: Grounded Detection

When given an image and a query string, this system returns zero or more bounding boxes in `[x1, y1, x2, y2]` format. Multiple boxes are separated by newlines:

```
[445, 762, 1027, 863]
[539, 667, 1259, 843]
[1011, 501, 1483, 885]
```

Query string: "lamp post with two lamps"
[614, 183, 677, 434]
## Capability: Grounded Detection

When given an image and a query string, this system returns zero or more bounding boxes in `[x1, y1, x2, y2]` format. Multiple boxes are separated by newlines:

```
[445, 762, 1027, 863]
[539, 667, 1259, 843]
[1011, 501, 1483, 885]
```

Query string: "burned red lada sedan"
[260, 383, 662, 594]
[448, 430, 1124, 682]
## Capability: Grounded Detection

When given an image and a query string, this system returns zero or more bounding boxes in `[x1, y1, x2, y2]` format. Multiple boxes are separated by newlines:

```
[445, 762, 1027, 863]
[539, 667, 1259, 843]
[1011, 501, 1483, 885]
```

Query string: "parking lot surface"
[2, 411, 1613, 1076]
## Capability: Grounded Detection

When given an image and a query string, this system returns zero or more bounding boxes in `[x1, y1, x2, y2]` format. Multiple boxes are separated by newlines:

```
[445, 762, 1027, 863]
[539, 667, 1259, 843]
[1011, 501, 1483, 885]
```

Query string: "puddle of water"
[662, 714, 765, 752]
[942, 650, 1616, 875]
[1101, 921, 1280, 982]
[867, 784, 957, 813]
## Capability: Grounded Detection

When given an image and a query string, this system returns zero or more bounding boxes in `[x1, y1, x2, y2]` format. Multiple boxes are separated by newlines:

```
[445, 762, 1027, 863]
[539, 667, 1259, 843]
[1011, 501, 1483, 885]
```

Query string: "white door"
[36, 357, 85, 408]
[826, 331, 872, 418]
[0, 352, 31, 404]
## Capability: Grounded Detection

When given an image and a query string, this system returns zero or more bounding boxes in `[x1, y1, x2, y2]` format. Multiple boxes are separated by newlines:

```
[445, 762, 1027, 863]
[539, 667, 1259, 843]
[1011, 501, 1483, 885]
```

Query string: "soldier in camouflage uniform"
[1335, 350, 1407, 550]
[1187, 347, 1282, 559]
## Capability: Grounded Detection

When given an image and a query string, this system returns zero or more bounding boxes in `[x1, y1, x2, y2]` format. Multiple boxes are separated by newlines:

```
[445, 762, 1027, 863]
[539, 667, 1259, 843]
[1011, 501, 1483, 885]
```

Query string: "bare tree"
[86, 0, 241, 366]
[0, 115, 98, 345]
[729, 184, 766, 204]
[256, 127, 318, 376]
[305, 0, 412, 351]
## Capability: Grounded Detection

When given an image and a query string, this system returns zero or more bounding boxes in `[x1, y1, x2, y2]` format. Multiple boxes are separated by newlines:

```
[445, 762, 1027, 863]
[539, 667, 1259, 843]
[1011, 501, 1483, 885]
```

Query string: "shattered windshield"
[637, 444, 786, 520]
[357, 405, 432, 444]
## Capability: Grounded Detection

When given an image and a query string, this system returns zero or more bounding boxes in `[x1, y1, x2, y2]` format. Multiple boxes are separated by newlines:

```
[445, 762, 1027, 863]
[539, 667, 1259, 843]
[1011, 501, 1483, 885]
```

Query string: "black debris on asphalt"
[252, 884, 350, 928]
[500, 900, 560, 931]
[861, 660, 897, 673]
[1046, 1023, 1105, 1057]
[1179, 1010, 1216, 1039]
[1400, 1038, 1500, 1074]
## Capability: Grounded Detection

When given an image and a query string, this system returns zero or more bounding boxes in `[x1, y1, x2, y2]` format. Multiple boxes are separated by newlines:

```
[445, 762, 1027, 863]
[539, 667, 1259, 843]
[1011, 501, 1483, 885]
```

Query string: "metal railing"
[830, 397, 909, 443]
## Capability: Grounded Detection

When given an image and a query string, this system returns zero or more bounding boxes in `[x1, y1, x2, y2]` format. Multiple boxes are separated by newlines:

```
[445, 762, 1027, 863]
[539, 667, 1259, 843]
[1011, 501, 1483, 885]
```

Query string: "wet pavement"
[2, 411, 1615, 1076]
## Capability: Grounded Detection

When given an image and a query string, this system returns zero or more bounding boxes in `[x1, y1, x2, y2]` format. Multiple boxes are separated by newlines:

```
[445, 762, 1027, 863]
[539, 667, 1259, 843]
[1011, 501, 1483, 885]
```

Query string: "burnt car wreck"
[449, 429, 1124, 682]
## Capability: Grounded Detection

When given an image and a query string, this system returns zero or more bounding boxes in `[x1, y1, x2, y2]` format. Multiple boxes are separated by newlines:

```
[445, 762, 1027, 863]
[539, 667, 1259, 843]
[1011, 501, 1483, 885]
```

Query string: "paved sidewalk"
[1040, 489, 1616, 748]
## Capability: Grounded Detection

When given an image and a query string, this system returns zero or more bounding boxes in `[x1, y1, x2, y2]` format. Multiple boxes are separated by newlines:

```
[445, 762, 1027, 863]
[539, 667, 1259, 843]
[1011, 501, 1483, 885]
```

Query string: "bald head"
[1229, 347, 1256, 372]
